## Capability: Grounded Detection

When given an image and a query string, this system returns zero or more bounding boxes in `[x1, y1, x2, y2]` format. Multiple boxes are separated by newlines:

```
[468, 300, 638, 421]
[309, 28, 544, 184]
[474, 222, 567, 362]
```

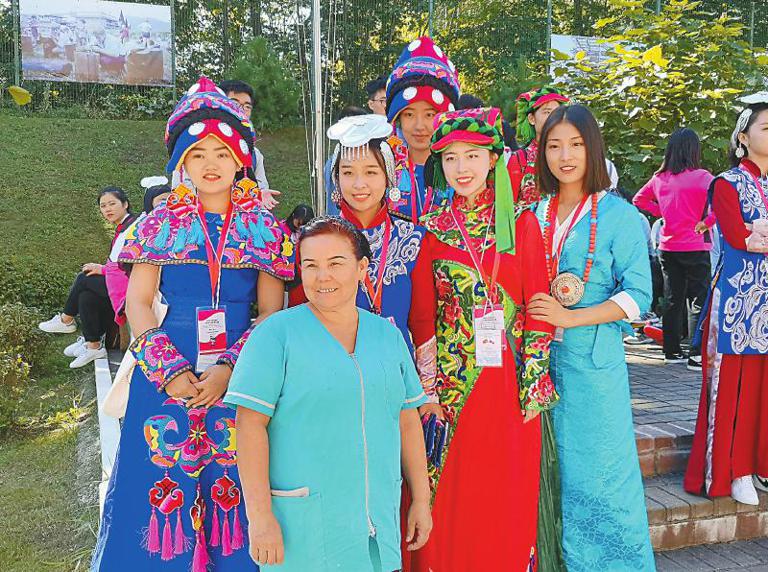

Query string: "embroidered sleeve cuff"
[610, 291, 641, 321]
[129, 328, 192, 392]
[217, 324, 255, 369]
[519, 331, 560, 411]
[415, 336, 440, 402]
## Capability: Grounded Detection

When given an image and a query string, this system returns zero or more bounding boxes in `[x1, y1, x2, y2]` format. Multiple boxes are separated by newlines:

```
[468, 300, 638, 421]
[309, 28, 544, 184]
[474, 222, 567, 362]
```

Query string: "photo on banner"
[19, 0, 173, 86]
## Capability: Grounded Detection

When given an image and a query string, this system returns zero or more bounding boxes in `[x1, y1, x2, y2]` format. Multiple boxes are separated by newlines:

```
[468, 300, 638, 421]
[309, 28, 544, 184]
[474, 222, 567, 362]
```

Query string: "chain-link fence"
[0, 0, 765, 114]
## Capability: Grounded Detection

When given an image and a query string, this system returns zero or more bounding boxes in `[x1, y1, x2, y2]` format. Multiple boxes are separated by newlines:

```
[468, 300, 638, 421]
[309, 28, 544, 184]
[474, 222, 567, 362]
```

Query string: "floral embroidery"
[131, 328, 192, 391]
[119, 203, 295, 280]
[517, 142, 539, 207]
[217, 325, 254, 369]
[520, 330, 558, 411]
[422, 186, 496, 253]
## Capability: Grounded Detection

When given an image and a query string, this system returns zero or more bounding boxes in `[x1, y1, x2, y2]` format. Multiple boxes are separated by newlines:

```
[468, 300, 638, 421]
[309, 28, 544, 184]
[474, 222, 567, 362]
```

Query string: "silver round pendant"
[388, 186, 402, 203]
[551, 272, 585, 307]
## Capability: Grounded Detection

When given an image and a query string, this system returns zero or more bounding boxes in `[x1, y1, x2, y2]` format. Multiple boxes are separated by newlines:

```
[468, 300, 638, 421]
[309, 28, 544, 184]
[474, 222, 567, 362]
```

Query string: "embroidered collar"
[525, 139, 538, 164]
[341, 201, 389, 229]
[422, 186, 496, 253]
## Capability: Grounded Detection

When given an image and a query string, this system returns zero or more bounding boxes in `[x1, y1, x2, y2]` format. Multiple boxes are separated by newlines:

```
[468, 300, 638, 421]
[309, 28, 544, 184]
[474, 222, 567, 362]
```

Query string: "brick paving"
[656, 538, 768, 571]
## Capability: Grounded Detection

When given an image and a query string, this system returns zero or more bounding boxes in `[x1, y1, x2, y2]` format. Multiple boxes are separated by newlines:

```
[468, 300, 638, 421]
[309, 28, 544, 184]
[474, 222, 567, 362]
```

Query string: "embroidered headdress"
[731, 91, 768, 158]
[429, 107, 517, 253]
[515, 86, 570, 147]
[386, 37, 460, 123]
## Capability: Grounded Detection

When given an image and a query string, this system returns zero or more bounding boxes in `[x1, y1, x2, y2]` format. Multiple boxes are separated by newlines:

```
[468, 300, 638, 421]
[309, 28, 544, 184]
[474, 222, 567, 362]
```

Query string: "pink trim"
[431, 131, 495, 151]
[532, 93, 569, 109]
[705, 287, 723, 494]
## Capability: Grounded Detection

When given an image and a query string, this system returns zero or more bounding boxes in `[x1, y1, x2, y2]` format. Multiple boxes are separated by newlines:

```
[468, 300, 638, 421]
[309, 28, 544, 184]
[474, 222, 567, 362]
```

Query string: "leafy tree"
[226, 36, 302, 132]
[550, 0, 768, 190]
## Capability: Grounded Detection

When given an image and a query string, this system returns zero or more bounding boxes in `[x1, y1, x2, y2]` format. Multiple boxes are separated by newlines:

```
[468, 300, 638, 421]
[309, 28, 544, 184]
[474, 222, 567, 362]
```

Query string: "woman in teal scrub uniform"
[225, 217, 432, 572]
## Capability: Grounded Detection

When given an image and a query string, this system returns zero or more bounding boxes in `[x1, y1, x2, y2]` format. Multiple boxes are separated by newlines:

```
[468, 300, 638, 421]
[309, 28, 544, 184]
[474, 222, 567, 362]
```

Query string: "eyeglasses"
[369, 97, 386, 104]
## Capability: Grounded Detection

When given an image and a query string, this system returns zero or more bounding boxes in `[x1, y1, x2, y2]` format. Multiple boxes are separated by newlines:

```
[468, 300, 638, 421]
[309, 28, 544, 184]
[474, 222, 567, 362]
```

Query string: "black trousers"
[659, 250, 711, 357]
[62, 272, 114, 343]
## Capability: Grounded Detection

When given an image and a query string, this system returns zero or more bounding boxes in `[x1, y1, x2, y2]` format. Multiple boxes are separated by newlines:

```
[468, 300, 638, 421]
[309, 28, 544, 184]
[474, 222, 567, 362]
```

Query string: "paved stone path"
[656, 538, 768, 571]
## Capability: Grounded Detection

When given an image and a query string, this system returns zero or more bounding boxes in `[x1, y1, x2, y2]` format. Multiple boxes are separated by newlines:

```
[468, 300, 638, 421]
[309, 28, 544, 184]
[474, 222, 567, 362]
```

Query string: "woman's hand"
[528, 293, 573, 328]
[405, 499, 433, 551]
[248, 511, 284, 565]
[82, 263, 103, 276]
[418, 402, 445, 421]
[187, 364, 232, 408]
[165, 371, 200, 399]
[261, 188, 281, 210]
[694, 221, 709, 234]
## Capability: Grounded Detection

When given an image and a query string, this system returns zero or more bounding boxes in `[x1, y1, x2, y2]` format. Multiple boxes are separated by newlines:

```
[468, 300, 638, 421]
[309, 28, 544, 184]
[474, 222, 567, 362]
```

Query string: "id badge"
[554, 327, 565, 343]
[473, 304, 505, 367]
[196, 306, 227, 373]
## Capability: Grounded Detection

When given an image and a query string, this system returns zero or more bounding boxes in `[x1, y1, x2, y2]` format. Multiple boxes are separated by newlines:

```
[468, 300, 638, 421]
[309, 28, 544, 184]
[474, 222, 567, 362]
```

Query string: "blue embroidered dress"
[92, 202, 294, 571]
[535, 192, 655, 571]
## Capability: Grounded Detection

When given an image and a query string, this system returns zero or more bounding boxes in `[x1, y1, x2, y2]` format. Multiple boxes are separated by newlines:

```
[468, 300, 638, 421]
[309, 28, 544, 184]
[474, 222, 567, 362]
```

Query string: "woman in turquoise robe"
[225, 217, 431, 572]
[529, 105, 655, 571]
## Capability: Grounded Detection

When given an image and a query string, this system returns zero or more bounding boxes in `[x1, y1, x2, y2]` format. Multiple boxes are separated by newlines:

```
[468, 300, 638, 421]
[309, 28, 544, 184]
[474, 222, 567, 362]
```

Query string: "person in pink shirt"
[633, 128, 714, 369]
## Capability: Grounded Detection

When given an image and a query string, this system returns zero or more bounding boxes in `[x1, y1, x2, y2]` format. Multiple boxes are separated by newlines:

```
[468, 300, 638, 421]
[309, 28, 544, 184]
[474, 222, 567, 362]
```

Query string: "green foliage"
[550, 0, 768, 190]
[0, 351, 31, 432]
[0, 303, 49, 369]
[225, 37, 302, 132]
[488, 55, 551, 126]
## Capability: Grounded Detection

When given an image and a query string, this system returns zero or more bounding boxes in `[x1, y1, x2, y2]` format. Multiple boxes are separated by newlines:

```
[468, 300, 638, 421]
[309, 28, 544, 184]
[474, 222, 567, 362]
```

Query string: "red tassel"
[161, 515, 174, 560]
[232, 506, 244, 550]
[221, 512, 233, 556]
[210, 505, 220, 547]
[201, 529, 211, 565]
[174, 509, 187, 555]
[192, 531, 209, 572]
[148, 507, 161, 554]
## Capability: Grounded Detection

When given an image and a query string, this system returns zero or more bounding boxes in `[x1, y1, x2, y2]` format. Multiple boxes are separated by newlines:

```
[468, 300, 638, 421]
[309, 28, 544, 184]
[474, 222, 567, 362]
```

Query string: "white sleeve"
[252, 147, 269, 189]
[610, 291, 641, 321]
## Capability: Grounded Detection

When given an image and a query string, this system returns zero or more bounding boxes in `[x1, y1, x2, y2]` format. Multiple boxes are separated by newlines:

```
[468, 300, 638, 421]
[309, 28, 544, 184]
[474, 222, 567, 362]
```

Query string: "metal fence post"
[428, 0, 434, 37]
[546, 0, 552, 75]
[12, 0, 20, 85]
[170, 0, 177, 95]
[656, 0, 662, 15]
[750, 1, 755, 49]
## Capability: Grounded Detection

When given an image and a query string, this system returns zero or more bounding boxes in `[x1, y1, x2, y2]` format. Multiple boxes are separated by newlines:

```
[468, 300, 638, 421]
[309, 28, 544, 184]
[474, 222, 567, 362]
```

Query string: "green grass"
[0, 112, 311, 568]
[0, 114, 310, 312]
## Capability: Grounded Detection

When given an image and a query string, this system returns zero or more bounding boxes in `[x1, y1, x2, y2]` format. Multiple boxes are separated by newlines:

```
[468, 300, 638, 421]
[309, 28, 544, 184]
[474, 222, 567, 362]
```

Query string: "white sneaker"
[64, 336, 86, 357]
[732, 476, 760, 505]
[39, 314, 77, 334]
[69, 344, 107, 369]
[753, 475, 768, 493]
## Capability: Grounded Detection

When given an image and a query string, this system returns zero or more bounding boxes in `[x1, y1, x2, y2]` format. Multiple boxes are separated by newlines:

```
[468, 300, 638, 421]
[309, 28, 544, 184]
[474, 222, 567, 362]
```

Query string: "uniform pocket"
[591, 322, 624, 369]
[264, 493, 326, 572]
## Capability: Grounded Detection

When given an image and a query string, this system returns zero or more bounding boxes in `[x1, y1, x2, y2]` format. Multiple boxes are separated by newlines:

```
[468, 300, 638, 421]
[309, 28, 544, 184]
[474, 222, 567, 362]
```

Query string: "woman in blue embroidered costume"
[685, 94, 768, 505]
[91, 77, 294, 571]
[529, 105, 655, 571]
[290, 114, 435, 371]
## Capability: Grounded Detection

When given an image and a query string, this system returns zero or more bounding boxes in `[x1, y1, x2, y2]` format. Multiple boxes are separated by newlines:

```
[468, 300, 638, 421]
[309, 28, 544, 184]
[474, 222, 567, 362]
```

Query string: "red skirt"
[403, 365, 541, 572]
[684, 288, 768, 497]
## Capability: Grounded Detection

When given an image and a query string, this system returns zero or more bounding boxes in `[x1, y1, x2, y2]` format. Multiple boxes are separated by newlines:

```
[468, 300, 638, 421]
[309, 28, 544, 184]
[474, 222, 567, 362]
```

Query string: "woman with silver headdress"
[290, 114, 438, 377]
[685, 93, 768, 505]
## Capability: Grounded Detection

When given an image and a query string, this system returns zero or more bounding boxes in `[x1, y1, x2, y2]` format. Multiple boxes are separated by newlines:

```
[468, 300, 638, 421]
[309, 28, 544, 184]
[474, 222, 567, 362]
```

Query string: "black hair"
[501, 120, 518, 151]
[98, 186, 130, 210]
[286, 204, 315, 232]
[458, 94, 484, 109]
[219, 79, 254, 104]
[730, 103, 768, 167]
[143, 184, 171, 214]
[337, 106, 367, 121]
[657, 128, 702, 174]
[537, 104, 611, 196]
[298, 216, 373, 262]
[365, 75, 387, 98]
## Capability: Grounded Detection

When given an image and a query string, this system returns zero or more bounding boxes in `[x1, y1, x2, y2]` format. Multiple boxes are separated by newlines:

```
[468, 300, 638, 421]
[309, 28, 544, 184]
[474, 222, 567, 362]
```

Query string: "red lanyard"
[361, 215, 392, 314]
[408, 159, 419, 224]
[197, 202, 235, 308]
[450, 202, 501, 303]
[546, 195, 589, 281]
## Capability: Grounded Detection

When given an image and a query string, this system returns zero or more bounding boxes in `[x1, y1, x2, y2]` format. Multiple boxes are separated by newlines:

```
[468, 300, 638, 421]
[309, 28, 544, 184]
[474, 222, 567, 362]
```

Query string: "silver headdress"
[327, 114, 397, 193]
[731, 92, 768, 153]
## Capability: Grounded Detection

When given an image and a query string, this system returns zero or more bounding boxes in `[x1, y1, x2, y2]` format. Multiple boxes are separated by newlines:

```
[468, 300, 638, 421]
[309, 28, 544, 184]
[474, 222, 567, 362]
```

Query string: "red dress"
[403, 187, 557, 571]
[684, 159, 768, 497]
